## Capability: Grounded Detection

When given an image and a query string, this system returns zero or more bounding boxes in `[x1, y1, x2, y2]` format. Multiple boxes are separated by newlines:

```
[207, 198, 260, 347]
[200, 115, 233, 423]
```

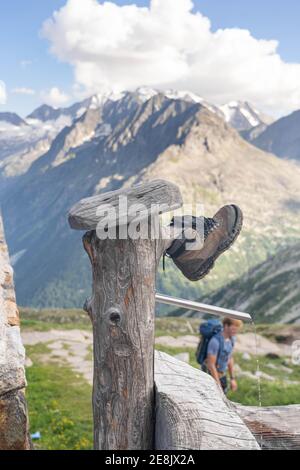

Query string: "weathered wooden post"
[68, 180, 183, 450]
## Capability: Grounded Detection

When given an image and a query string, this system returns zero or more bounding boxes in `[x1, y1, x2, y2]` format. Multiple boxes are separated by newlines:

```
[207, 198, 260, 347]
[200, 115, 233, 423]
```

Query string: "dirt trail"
[22, 329, 292, 386]
[22, 329, 93, 384]
[155, 333, 292, 356]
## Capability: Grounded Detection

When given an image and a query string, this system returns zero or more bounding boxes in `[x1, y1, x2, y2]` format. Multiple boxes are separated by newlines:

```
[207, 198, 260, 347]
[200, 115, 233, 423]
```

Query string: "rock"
[234, 367, 275, 383]
[25, 357, 33, 368]
[280, 365, 293, 374]
[265, 353, 280, 360]
[275, 334, 294, 345]
[155, 335, 199, 349]
[242, 352, 251, 361]
[0, 391, 31, 450]
[0, 365, 26, 396]
[234, 333, 291, 356]
[0, 215, 30, 450]
[266, 363, 278, 370]
[255, 370, 275, 382]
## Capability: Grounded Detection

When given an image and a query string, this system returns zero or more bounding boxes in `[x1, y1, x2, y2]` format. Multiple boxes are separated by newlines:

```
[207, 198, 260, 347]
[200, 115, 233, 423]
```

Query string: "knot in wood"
[110, 312, 121, 324]
[106, 307, 122, 326]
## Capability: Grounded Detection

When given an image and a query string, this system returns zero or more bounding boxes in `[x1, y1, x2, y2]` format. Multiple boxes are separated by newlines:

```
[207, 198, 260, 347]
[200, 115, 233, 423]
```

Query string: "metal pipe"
[155, 293, 252, 323]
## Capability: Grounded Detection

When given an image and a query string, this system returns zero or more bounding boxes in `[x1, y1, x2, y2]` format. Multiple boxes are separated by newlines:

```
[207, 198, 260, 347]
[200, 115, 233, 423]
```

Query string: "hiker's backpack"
[196, 319, 223, 366]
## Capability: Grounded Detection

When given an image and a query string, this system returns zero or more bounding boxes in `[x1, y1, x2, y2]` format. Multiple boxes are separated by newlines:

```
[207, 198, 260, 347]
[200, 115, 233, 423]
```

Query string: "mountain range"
[243, 109, 300, 162]
[0, 88, 299, 323]
[203, 242, 300, 324]
[169, 243, 300, 325]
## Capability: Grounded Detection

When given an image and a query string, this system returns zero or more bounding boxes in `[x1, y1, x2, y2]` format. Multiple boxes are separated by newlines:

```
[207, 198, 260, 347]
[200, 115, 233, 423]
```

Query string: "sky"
[1, 0, 300, 117]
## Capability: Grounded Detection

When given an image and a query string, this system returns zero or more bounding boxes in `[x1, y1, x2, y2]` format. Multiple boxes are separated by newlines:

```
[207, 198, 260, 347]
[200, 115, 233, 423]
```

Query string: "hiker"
[196, 318, 243, 394]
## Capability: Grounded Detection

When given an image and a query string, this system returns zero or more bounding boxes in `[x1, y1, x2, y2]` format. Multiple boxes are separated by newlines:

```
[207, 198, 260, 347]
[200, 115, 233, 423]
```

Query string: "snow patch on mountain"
[219, 101, 274, 131]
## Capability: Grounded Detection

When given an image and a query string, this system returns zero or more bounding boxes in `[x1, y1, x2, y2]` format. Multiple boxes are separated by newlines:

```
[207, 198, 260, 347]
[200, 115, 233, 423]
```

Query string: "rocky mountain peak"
[219, 101, 274, 131]
[0, 112, 28, 128]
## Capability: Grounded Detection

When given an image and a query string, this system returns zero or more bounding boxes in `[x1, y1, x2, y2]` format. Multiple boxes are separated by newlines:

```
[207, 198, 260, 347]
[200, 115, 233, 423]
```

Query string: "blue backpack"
[196, 319, 223, 366]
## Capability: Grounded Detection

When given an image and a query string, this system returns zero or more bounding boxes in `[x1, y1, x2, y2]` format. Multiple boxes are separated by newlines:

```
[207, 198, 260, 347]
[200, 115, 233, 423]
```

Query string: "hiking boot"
[165, 205, 243, 281]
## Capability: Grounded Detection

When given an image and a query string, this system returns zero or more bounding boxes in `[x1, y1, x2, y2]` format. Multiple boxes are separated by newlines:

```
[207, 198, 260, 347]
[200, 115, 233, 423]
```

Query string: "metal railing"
[155, 293, 252, 323]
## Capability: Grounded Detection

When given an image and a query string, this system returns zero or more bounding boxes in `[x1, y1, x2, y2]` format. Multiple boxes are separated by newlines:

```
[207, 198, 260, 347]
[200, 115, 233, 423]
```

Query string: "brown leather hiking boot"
[165, 205, 243, 281]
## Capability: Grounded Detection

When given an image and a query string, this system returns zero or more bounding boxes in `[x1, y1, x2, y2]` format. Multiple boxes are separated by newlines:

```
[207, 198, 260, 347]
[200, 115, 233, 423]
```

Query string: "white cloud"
[12, 87, 36, 95]
[0, 81, 7, 105]
[42, 0, 300, 116]
[41, 87, 70, 107]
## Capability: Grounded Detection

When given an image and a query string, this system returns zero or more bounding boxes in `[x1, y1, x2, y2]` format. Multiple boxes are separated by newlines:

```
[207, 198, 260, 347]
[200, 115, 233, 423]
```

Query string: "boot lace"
[204, 217, 220, 238]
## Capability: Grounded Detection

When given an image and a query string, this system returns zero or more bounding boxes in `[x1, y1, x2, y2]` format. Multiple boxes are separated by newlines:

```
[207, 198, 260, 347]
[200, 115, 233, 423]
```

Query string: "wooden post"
[68, 180, 182, 450]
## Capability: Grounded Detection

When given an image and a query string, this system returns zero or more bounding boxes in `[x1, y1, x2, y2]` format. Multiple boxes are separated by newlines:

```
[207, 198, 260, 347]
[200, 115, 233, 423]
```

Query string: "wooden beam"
[233, 403, 300, 450]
